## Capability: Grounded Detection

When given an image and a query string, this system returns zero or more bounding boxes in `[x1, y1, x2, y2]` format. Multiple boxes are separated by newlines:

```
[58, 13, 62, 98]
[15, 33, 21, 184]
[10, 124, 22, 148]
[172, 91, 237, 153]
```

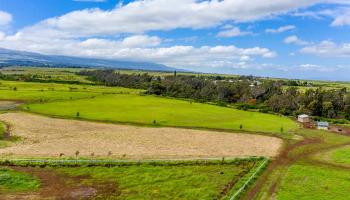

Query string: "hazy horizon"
[1, 0, 350, 81]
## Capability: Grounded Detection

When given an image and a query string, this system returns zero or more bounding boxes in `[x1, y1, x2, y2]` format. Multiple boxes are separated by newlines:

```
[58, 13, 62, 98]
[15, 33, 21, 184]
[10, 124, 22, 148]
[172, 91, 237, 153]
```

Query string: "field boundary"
[0, 157, 266, 167]
[229, 158, 269, 200]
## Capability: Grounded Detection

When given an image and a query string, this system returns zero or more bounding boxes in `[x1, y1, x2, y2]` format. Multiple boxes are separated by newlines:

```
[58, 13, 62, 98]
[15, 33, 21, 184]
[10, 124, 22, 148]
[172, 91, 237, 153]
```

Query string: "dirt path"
[243, 132, 350, 200]
[242, 137, 321, 200]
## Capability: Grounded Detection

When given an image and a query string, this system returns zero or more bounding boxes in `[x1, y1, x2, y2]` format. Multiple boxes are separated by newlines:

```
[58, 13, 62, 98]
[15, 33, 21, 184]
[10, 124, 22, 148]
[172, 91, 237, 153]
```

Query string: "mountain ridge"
[0, 48, 180, 72]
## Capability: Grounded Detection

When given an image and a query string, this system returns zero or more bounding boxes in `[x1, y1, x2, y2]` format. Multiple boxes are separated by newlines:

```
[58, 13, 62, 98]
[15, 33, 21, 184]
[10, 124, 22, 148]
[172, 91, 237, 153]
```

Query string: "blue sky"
[0, 0, 350, 81]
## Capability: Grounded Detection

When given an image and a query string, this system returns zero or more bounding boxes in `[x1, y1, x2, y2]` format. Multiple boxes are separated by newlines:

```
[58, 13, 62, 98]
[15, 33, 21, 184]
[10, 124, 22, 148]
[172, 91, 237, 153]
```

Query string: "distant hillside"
[0, 48, 178, 71]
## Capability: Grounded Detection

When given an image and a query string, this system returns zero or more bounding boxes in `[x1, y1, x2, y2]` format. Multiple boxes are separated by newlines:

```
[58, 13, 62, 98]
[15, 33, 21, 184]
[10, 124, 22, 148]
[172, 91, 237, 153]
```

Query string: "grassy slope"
[26, 93, 298, 136]
[315, 145, 350, 166]
[277, 163, 350, 200]
[0, 121, 4, 139]
[0, 121, 7, 148]
[56, 161, 259, 200]
[331, 146, 350, 165]
[0, 66, 91, 83]
[0, 80, 140, 102]
[0, 167, 40, 192]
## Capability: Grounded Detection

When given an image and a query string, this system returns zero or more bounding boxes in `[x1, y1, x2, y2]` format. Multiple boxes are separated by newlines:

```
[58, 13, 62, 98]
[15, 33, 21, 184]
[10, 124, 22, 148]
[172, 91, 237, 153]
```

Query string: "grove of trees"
[78, 70, 350, 121]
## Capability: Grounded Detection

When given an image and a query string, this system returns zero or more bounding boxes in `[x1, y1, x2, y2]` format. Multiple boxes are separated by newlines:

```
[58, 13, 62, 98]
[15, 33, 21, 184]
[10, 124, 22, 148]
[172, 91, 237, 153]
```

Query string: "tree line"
[78, 70, 350, 121]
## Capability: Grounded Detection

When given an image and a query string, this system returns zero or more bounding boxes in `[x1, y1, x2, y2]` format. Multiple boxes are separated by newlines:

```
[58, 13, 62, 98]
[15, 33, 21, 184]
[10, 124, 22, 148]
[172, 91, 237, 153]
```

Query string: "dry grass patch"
[0, 112, 282, 159]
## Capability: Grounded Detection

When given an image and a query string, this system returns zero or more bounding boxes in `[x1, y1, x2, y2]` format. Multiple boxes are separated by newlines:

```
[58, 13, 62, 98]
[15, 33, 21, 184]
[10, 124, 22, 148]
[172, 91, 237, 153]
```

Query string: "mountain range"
[0, 48, 178, 71]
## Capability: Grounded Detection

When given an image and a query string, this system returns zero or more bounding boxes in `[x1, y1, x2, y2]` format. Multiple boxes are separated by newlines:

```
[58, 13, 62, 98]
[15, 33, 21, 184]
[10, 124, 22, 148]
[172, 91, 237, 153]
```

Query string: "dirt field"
[0, 112, 282, 159]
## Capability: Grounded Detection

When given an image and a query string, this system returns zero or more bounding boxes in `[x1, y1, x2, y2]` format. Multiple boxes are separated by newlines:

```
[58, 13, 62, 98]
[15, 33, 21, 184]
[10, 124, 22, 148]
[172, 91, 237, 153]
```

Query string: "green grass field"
[0, 167, 40, 192]
[0, 159, 265, 199]
[0, 80, 140, 102]
[0, 121, 5, 139]
[0, 121, 8, 148]
[276, 163, 350, 200]
[330, 146, 350, 165]
[55, 160, 261, 200]
[25, 93, 298, 136]
[0, 66, 91, 83]
[0, 79, 299, 136]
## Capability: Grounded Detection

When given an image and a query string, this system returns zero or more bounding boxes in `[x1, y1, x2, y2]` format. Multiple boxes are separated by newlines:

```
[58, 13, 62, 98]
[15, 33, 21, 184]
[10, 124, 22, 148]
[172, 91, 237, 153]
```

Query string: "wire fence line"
[0, 156, 265, 166]
[229, 158, 269, 200]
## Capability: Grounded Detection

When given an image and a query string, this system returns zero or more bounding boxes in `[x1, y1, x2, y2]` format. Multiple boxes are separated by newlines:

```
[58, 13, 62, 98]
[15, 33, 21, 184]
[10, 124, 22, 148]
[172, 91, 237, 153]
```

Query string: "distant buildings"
[298, 114, 312, 128]
[298, 114, 310, 123]
[298, 114, 330, 130]
[317, 121, 329, 130]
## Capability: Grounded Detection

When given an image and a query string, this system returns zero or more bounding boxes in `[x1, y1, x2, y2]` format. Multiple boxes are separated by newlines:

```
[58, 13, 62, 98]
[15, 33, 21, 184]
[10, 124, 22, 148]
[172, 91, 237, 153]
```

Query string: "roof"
[298, 114, 309, 118]
[317, 121, 329, 127]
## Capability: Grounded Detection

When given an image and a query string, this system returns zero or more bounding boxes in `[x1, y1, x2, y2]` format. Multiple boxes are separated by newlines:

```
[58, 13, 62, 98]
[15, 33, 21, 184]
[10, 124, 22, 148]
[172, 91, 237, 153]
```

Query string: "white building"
[298, 114, 310, 123]
[317, 121, 329, 130]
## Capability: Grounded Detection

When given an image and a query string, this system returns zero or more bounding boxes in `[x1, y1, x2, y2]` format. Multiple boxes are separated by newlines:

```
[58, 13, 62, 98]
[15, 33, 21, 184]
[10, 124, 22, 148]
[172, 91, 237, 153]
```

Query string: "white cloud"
[298, 64, 336, 72]
[121, 35, 161, 47]
[0, 32, 5, 40]
[0, 31, 276, 69]
[300, 40, 350, 57]
[265, 25, 296, 33]
[217, 27, 251, 38]
[331, 9, 350, 26]
[0, 11, 12, 26]
[284, 35, 308, 45]
[19, 0, 325, 38]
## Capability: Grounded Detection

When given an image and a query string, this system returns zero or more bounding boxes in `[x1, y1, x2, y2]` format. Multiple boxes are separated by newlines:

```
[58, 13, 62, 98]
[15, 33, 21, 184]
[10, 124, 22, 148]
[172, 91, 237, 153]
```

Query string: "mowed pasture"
[0, 80, 298, 135]
[276, 163, 350, 200]
[26, 94, 298, 136]
[330, 146, 350, 165]
[0, 66, 91, 83]
[314, 145, 350, 167]
[0, 112, 282, 159]
[0, 80, 140, 102]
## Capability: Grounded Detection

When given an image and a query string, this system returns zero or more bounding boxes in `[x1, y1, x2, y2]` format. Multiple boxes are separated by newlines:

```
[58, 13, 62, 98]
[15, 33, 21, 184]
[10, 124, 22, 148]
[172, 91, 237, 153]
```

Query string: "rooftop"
[317, 121, 329, 127]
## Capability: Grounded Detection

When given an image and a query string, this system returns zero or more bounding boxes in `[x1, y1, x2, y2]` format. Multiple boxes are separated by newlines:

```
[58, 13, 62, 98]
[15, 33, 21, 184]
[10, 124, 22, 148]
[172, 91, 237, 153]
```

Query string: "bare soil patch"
[0, 101, 19, 111]
[0, 112, 282, 159]
[330, 125, 350, 136]
[0, 167, 119, 200]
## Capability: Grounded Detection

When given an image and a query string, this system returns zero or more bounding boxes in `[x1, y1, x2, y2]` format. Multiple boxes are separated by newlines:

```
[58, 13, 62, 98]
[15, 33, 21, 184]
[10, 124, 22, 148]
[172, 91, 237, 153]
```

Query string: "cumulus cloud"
[265, 25, 296, 33]
[0, 11, 12, 26]
[217, 27, 252, 38]
[300, 40, 350, 57]
[0, 31, 276, 69]
[297, 64, 338, 72]
[7, 0, 350, 71]
[284, 35, 308, 45]
[21, 0, 325, 38]
[0, 35, 277, 68]
[331, 9, 350, 26]
[121, 35, 161, 47]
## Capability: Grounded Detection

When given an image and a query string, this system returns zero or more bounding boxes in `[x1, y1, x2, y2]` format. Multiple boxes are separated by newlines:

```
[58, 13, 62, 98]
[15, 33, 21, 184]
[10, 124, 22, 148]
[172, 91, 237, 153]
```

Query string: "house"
[317, 121, 329, 130]
[298, 114, 310, 123]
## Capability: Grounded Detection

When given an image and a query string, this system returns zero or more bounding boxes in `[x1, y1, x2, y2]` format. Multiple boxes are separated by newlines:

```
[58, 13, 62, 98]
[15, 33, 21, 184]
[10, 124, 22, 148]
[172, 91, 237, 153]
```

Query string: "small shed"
[317, 121, 329, 130]
[298, 114, 310, 123]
